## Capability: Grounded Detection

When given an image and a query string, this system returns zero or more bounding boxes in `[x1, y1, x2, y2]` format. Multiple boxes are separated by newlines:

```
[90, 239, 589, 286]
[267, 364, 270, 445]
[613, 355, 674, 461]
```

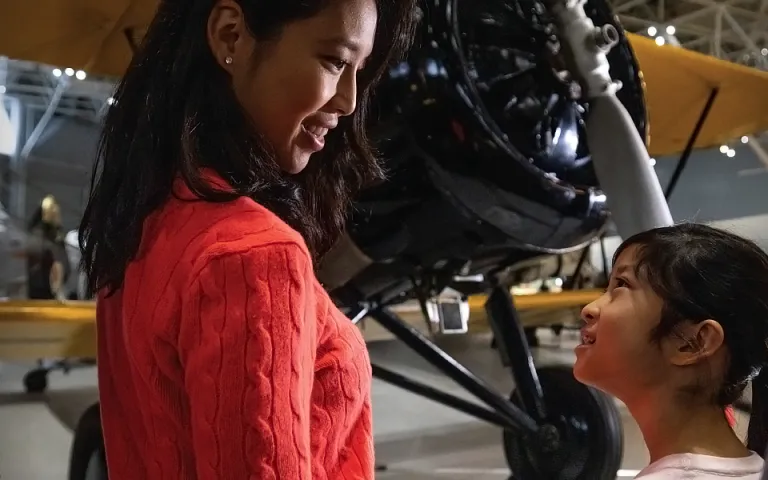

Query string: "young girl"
[574, 223, 767, 479]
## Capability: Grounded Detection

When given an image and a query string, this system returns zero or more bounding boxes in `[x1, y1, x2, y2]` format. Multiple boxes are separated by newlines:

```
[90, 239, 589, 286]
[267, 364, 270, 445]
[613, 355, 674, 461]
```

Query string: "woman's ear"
[206, 0, 252, 73]
[664, 319, 725, 366]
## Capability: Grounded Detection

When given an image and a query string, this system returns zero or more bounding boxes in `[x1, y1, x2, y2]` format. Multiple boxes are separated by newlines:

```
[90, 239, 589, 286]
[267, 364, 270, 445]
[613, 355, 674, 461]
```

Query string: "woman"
[575, 223, 767, 479]
[78, 0, 416, 477]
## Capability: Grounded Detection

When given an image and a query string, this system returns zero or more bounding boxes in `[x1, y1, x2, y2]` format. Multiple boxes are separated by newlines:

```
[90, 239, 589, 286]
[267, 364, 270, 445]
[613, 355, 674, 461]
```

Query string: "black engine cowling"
[319, 0, 647, 303]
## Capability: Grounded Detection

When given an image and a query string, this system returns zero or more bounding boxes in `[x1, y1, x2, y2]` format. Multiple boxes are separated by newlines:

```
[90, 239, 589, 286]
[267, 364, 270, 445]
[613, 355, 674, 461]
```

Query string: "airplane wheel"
[23, 368, 48, 394]
[69, 404, 108, 480]
[503, 365, 623, 480]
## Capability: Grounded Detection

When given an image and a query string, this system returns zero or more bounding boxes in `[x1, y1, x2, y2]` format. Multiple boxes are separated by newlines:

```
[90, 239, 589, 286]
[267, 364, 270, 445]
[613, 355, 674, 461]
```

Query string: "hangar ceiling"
[2, 1, 766, 123]
[609, 0, 768, 66]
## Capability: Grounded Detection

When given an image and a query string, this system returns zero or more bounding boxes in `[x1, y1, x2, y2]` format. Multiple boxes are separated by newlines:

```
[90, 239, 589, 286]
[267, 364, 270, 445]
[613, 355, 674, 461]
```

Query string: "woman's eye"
[615, 278, 629, 288]
[324, 57, 349, 72]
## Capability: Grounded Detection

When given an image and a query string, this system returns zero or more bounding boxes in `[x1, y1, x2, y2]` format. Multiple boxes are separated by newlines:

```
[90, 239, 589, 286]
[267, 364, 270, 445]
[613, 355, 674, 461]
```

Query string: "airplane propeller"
[550, 0, 674, 239]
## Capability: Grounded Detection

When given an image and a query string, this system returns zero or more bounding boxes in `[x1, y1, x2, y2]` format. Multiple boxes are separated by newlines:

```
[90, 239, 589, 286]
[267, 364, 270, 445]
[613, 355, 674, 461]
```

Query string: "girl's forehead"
[613, 245, 640, 272]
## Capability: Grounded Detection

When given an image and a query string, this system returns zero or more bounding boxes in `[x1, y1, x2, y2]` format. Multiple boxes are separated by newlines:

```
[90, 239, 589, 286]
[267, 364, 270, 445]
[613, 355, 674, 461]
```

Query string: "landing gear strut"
[369, 283, 623, 479]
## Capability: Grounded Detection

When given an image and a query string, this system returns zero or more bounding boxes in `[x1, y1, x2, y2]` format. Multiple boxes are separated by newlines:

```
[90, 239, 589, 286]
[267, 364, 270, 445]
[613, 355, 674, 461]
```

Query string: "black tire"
[23, 368, 48, 393]
[504, 365, 623, 480]
[69, 403, 108, 480]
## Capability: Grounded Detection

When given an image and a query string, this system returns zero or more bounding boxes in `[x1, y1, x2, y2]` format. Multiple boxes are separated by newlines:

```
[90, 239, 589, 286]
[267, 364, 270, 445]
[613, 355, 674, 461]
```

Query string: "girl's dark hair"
[78, 0, 417, 295]
[614, 223, 768, 456]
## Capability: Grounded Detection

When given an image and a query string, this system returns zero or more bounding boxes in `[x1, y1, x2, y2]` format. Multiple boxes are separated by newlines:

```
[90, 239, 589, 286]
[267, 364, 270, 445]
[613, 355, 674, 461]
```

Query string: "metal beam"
[747, 138, 768, 170]
[714, 7, 723, 57]
[721, 6, 768, 68]
[19, 81, 67, 160]
[614, 0, 652, 14]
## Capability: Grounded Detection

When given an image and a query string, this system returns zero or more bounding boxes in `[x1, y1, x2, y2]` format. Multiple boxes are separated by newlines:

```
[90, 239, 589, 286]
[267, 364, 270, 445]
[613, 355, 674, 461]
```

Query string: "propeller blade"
[585, 94, 673, 239]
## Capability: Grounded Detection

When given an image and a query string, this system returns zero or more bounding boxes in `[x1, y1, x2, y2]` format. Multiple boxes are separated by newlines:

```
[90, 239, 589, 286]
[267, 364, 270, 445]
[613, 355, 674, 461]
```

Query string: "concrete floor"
[0, 330, 657, 479]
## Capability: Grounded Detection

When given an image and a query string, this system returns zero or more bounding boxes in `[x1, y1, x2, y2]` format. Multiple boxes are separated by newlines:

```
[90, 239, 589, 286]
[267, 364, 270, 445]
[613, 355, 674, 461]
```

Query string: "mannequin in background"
[26, 195, 70, 300]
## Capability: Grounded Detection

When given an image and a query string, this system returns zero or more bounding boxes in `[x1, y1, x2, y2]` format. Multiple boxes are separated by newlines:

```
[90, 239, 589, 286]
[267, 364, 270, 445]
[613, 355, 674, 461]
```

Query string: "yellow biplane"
[1, 0, 768, 375]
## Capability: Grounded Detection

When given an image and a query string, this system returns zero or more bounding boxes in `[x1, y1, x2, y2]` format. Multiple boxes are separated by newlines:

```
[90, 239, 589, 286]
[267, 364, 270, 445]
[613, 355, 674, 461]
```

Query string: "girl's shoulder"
[636, 452, 764, 479]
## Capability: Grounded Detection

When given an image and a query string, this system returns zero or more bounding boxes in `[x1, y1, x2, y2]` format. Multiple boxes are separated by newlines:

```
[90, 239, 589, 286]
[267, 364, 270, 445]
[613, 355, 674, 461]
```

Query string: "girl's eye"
[604, 277, 630, 293]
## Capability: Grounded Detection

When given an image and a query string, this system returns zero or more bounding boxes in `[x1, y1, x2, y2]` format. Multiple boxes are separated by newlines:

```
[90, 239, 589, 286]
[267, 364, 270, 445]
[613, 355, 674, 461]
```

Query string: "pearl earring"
[225, 56, 233, 65]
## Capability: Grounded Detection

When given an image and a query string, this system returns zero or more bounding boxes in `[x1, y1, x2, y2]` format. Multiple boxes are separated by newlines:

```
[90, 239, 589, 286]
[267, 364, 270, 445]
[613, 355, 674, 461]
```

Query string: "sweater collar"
[172, 168, 233, 200]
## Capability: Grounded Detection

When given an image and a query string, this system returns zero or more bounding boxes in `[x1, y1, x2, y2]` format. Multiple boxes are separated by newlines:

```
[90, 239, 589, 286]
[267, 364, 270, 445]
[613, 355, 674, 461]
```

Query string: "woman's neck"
[627, 391, 752, 463]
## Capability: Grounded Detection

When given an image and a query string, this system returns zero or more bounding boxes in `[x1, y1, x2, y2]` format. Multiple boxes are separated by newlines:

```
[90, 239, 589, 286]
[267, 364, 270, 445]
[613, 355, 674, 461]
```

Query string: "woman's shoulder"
[153, 194, 312, 282]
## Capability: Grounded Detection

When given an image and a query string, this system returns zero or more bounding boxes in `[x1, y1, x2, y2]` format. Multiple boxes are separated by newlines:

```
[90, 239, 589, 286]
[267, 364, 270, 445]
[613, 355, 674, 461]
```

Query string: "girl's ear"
[664, 319, 724, 367]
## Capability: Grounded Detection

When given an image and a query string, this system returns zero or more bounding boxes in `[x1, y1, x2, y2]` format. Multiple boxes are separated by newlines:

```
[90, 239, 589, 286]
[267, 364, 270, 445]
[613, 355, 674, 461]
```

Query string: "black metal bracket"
[367, 284, 542, 437]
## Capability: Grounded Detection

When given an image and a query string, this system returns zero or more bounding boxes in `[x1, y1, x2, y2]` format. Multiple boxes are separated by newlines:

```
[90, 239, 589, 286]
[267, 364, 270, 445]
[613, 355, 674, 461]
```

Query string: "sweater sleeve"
[178, 241, 317, 480]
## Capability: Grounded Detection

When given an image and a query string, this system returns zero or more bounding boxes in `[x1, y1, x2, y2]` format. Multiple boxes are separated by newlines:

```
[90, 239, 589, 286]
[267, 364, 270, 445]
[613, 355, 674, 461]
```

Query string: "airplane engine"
[318, 0, 647, 303]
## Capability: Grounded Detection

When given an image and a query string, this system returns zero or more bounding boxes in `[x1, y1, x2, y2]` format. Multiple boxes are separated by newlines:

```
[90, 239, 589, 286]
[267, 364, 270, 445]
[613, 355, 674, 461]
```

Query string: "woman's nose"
[334, 72, 357, 116]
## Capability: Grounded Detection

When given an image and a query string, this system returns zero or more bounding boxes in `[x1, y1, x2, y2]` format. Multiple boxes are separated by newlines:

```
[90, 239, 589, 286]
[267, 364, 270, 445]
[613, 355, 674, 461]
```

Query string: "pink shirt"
[636, 452, 764, 479]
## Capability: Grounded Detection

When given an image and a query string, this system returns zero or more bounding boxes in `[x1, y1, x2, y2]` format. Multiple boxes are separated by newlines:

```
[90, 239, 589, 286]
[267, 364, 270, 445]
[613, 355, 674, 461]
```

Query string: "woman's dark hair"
[78, 0, 417, 295]
[614, 223, 768, 456]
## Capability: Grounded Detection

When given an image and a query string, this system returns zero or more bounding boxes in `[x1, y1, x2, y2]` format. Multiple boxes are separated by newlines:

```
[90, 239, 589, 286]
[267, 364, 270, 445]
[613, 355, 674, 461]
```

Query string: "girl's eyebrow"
[613, 264, 632, 276]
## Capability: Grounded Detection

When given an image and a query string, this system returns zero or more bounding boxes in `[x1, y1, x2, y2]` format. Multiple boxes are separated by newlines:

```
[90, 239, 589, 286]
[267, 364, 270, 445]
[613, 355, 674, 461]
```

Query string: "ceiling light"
[64, 68, 74, 77]
[75, 70, 87, 80]
[52, 68, 62, 77]
[665, 25, 676, 35]
[741, 136, 749, 144]
[727, 149, 736, 158]
[719, 145, 729, 153]
[762, 48, 768, 56]
[655, 36, 666, 46]
[649, 157, 656, 166]
[647, 26, 657, 36]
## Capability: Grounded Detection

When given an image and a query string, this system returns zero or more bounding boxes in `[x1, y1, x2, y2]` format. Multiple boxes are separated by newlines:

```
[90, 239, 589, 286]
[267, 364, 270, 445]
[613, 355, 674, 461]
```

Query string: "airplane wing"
[0, 289, 601, 360]
[0, 0, 146, 78]
[627, 33, 768, 156]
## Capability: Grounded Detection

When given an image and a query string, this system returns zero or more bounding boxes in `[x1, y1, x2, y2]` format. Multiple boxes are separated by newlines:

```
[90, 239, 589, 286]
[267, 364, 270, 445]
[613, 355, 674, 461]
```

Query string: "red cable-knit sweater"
[96, 176, 374, 479]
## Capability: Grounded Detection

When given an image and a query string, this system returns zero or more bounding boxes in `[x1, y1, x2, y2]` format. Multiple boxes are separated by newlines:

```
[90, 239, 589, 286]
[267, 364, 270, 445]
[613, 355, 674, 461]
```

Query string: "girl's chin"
[572, 352, 595, 385]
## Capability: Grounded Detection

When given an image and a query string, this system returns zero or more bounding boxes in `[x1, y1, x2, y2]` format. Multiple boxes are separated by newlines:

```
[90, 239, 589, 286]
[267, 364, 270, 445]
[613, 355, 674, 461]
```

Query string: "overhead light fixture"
[719, 145, 729, 153]
[647, 26, 657, 36]
[75, 70, 87, 80]
[64, 68, 75, 77]
[52, 68, 62, 77]
[665, 25, 676, 35]
[727, 149, 736, 158]
[655, 36, 666, 46]
[741, 136, 749, 144]
[762, 48, 768, 56]
[649, 157, 656, 166]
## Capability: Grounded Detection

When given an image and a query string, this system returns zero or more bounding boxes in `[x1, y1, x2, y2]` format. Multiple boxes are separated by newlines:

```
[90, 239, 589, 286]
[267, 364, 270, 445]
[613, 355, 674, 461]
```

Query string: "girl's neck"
[626, 391, 752, 463]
